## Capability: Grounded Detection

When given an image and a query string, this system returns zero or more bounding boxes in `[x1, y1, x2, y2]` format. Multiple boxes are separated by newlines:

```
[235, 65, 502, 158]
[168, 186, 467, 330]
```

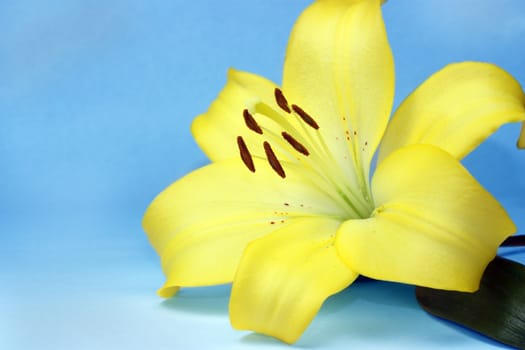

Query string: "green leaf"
[416, 256, 525, 349]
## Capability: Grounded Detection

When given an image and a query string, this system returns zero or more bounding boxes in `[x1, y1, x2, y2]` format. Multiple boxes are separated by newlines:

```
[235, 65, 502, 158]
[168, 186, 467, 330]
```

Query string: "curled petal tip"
[157, 285, 180, 298]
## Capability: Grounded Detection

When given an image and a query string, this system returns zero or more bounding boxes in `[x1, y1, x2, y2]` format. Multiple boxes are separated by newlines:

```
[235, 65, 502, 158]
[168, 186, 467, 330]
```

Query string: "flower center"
[236, 88, 374, 219]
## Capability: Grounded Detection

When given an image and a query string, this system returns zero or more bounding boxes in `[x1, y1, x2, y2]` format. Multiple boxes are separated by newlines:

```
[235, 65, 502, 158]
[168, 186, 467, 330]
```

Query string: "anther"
[243, 109, 263, 135]
[263, 141, 286, 178]
[291, 104, 319, 130]
[274, 88, 291, 113]
[237, 136, 255, 173]
[281, 131, 310, 156]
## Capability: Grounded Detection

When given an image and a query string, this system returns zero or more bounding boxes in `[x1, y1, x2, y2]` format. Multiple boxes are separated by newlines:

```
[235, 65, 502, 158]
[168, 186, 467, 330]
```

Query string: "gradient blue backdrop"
[2, 1, 524, 349]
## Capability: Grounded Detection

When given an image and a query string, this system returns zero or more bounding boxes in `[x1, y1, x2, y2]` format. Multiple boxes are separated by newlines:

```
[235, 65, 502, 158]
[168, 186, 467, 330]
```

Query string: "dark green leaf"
[501, 235, 525, 247]
[416, 256, 525, 349]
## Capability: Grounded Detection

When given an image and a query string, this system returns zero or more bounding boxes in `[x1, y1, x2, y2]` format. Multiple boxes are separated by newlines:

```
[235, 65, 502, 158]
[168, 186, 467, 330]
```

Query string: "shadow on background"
[157, 277, 513, 348]
[161, 284, 231, 316]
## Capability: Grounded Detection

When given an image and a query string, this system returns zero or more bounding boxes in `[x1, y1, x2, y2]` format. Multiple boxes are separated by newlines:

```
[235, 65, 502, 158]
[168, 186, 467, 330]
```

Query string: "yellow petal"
[191, 69, 281, 161]
[519, 122, 525, 149]
[283, 0, 394, 184]
[379, 62, 525, 163]
[230, 218, 358, 344]
[336, 144, 515, 292]
[143, 158, 349, 297]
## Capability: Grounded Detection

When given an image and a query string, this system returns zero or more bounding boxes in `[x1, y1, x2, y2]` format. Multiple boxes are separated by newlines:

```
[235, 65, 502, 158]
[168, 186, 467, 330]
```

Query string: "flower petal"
[378, 62, 525, 163]
[283, 0, 394, 182]
[336, 144, 516, 292]
[142, 158, 348, 297]
[230, 218, 358, 344]
[519, 122, 525, 149]
[191, 69, 281, 161]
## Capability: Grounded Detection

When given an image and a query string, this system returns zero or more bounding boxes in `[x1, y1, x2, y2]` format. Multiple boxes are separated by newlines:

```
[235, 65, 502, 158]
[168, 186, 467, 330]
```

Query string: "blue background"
[1, 0, 524, 349]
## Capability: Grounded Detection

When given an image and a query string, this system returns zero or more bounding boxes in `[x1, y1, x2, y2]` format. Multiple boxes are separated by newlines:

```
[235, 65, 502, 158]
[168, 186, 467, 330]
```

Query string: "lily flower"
[143, 0, 525, 343]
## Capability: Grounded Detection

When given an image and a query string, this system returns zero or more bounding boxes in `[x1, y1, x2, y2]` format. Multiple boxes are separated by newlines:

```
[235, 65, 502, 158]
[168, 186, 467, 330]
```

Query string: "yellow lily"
[143, 0, 525, 344]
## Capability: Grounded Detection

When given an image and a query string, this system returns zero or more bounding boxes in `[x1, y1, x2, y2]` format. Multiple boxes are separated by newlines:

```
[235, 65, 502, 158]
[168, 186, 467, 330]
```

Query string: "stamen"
[274, 88, 291, 113]
[281, 131, 310, 156]
[237, 136, 255, 173]
[263, 141, 286, 178]
[291, 104, 319, 130]
[243, 109, 263, 134]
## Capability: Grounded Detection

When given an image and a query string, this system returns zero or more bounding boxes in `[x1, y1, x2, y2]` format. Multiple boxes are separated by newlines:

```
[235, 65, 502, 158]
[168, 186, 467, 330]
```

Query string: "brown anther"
[291, 104, 319, 130]
[263, 141, 286, 178]
[243, 109, 263, 135]
[274, 88, 291, 113]
[281, 131, 310, 156]
[237, 136, 255, 173]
